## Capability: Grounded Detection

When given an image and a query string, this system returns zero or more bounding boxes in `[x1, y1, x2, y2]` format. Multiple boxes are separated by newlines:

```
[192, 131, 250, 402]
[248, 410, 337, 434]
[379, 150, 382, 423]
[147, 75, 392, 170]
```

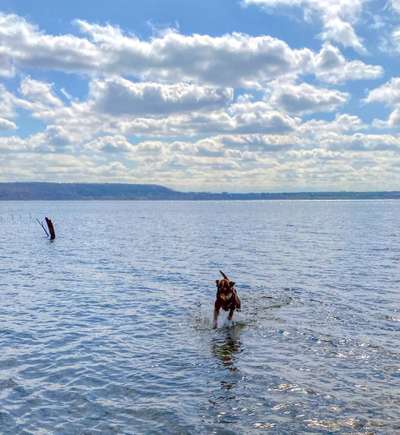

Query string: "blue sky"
[0, 0, 399, 191]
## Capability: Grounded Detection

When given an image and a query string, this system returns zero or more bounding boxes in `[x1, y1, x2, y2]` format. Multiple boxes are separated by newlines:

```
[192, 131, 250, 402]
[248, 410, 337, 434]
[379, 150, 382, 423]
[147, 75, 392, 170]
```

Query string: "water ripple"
[1, 200, 400, 433]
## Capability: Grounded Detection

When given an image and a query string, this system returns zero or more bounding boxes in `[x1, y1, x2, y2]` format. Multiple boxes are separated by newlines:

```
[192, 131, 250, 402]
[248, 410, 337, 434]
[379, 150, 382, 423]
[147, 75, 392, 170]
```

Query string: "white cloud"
[392, 27, 400, 47]
[85, 135, 135, 153]
[0, 13, 310, 86]
[0, 12, 395, 191]
[0, 13, 100, 74]
[13, 76, 297, 137]
[76, 22, 315, 87]
[113, 102, 299, 136]
[388, 108, 400, 126]
[0, 84, 18, 119]
[0, 136, 29, 152]
[0, 117, 16, 130]
[19, 77, 63, 109]
[268, 81, 348, 114]
[243, 0, 366, 51]
[320, 132, 400, 152]
[0, 13, 382, 88]
[229, 104, 299, 133]
[313, 44, 383, 84]
[10, 89, 295, 141]
[41, 125, 72, 150]
[391, 0, 400, 13]
[0, 50, 15, 77]
[302, 113, 365, 132]
[3, 122, 400, 191]
[366, 78, 400, 127]
[366, 77, 400, 106]
[89, 77, 233, 116]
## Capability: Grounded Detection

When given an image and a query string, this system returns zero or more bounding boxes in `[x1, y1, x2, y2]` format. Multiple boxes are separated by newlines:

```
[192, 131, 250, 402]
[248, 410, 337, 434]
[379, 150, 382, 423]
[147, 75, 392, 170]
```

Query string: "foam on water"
[193, 304, 247, 330]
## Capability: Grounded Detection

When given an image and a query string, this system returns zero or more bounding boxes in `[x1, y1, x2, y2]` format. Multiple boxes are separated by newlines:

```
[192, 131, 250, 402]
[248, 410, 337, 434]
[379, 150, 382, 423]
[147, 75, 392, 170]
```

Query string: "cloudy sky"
[0, 0, 399, 192]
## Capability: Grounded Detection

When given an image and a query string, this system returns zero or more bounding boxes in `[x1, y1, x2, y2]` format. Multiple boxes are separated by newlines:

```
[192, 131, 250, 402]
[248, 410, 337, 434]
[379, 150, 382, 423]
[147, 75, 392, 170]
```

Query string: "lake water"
[1, 200, 400, 434]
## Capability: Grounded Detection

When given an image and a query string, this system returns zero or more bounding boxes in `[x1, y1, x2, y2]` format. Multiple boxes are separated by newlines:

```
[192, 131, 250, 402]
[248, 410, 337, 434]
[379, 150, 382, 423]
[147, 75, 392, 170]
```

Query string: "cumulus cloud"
[268, 81, 348, 114]
[0, 13, 382, 88]
[0, 117, 16, 130]
[392, 27, 400, 47]
[14, 75, 297, 137]
[41, 125, 72, 150]
[0, 83, 23, 130]
[0, 13, 308, 86]
[0, 150, 130, 182]
[321, 132, 400, 152]
[365, 77, 400, 106]
[0, 13, 100, 74]
[313, 44, 383, 84]
[0, 84, 18, 119]
[0, 136, 29, 152]
[243, 0, 366, 51]
[391, 0, 400, 13]
[112, 102, 299, 136]
[3, 121, 400, 191]
[0, 11, 396, 191]
[388, 108, 400, 126]
[0, 51, 15, 77]
[366, 78, 400, 127]
[227, 101, 299, 133]
[76, 21, 315, 86]
[85, 135, 135, 153]
[19, 77, 63, 108]
[219, 133, 297, 152]
[301, 113, 365, 133]
[89, 77, 233, 116]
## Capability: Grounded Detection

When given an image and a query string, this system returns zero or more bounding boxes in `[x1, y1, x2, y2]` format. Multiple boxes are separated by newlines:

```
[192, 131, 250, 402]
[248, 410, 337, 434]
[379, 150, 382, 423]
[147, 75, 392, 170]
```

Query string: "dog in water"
[213, 271, 241, 329]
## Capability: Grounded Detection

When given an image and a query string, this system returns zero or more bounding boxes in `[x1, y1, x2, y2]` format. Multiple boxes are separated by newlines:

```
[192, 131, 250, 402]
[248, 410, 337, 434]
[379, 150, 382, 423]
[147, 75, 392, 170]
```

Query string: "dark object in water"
[36, 217, 56, 240]
[213, 270, 241, 329]
[45, 217, 56, 240]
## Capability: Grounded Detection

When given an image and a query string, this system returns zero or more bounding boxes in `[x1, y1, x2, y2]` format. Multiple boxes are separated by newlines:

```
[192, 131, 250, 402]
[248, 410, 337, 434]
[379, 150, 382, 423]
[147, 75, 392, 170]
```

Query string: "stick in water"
[36, 218, 49, 237]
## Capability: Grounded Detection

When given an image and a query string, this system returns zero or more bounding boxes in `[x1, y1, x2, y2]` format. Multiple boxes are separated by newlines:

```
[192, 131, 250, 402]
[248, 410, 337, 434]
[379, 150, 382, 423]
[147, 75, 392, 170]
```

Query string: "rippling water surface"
[1, 200, 400, 434]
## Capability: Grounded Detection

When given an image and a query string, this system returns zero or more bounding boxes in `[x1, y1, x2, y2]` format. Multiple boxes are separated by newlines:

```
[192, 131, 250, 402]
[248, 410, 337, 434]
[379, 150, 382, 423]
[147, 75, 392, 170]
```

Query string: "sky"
[0, 0, 400, 192]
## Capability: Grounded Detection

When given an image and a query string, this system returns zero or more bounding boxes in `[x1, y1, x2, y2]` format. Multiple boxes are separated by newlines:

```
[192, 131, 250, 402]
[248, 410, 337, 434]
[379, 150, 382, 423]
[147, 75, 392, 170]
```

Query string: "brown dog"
[213, 271, 241, 329]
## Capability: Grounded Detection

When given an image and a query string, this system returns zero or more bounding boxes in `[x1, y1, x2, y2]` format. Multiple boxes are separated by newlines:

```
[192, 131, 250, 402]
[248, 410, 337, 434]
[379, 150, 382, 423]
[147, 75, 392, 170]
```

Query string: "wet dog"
[213, 271, 241, 329]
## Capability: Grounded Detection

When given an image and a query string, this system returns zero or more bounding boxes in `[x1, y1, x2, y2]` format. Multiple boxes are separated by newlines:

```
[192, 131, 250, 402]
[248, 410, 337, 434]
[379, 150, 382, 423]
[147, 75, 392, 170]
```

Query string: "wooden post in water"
[45, 217, 56, 240]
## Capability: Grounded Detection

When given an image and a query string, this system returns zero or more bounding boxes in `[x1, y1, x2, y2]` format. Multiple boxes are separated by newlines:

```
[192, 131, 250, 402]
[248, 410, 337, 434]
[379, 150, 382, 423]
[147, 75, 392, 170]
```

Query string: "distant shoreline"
[0, 182, 399, 201]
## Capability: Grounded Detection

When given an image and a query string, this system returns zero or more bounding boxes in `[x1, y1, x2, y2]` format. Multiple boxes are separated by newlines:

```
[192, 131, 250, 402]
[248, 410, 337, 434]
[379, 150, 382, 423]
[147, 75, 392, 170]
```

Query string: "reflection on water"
[211, 326, 242, 372]
[207, 326, 245, 429]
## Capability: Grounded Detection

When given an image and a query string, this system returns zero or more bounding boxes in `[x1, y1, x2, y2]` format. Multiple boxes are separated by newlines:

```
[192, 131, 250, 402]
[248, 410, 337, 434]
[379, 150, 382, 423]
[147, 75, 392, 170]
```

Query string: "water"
[1, 200, 400, 434]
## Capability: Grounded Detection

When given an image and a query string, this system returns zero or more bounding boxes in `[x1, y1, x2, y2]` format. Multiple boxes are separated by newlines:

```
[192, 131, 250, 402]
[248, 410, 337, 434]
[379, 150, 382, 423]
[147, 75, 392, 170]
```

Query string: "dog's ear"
[216, 280, 220, 287]
[229, 281, 235, 288]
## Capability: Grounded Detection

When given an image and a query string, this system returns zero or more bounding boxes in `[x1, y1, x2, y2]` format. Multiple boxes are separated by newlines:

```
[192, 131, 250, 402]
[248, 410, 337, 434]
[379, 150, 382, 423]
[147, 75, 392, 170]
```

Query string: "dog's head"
[216, 270, 235, 293]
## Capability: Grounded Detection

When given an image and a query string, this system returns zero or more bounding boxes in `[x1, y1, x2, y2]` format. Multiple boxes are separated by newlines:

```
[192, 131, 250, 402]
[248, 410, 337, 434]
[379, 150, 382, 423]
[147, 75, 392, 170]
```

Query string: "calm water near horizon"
[1, 200, 400, 434]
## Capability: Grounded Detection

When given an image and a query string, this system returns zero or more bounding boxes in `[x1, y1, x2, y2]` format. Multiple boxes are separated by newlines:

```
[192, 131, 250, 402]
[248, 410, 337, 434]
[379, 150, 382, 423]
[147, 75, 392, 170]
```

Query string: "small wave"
[193, 305, 247, 330]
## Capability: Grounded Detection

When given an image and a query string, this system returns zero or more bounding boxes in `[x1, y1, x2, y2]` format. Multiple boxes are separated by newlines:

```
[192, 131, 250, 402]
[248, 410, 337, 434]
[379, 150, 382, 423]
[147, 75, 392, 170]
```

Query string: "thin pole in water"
[36, 218, 49, 237]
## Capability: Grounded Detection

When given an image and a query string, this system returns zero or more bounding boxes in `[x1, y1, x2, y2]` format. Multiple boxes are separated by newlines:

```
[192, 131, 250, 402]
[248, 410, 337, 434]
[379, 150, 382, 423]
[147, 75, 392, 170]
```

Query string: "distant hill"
[0, 182, 182, 200]
[0, 182, 400, 200]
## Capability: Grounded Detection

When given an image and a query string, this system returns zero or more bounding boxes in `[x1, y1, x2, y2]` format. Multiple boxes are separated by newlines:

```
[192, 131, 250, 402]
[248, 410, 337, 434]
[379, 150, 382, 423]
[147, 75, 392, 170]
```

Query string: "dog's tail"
[219, 270, 229, 280]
